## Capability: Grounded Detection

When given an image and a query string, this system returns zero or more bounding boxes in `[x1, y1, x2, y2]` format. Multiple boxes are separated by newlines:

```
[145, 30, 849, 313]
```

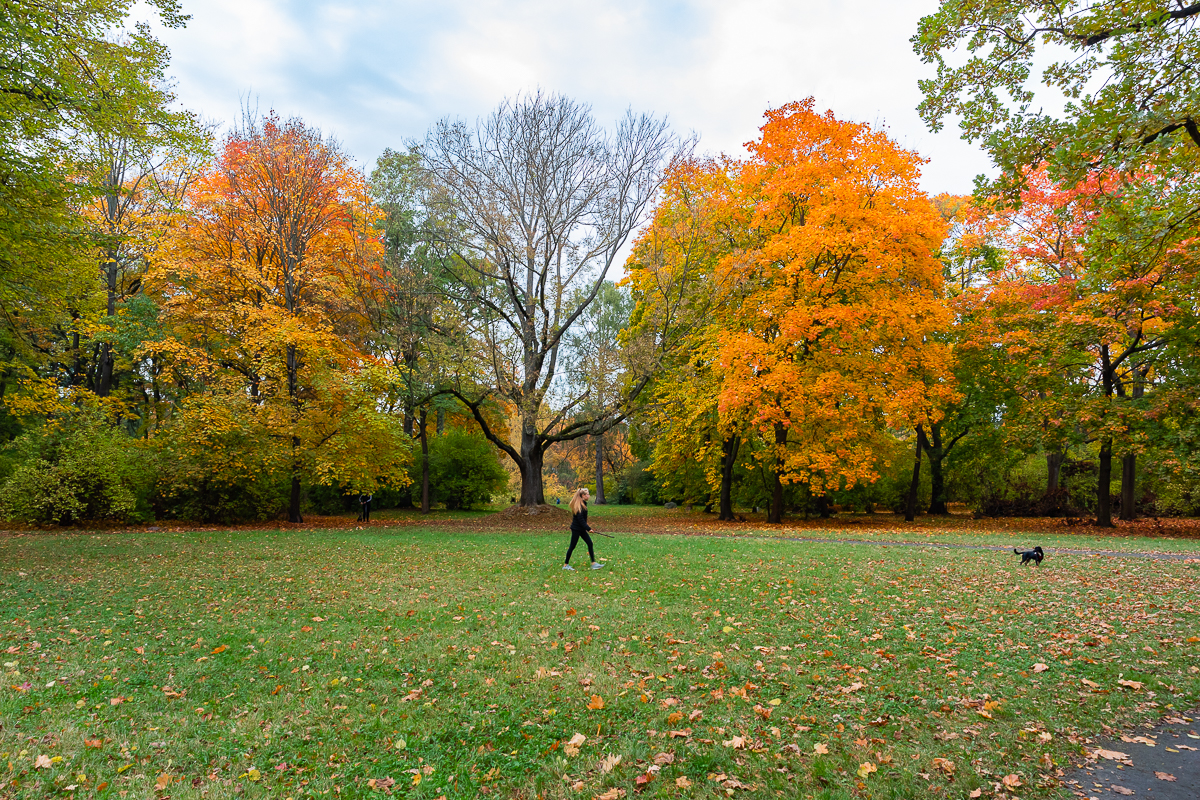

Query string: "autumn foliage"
[150, 115, 411, 521]
[629, 101, 953, 522]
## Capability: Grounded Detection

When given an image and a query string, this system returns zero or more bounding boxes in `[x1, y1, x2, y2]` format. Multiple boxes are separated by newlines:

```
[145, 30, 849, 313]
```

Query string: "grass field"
[1, 520, 1198, 799]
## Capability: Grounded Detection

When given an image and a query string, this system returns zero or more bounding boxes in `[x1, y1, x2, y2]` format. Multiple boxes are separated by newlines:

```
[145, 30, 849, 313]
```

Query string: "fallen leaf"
[84, 738, 102, 748]
[594, 789, 624, 800]
[155, 774, 171, 790]
[1081, 678, 1100, 689]
[301, 625, 312, 633]
[210, 644, 227, 654]
[34, 754, 52, 769]
[1117, 679, 1144, 690]
[1001, 773, 1021, 788]
[675, 776, 692, 789]
[1155, 771, 1177, 782]
[932, 758, 955, 777]
[723, 736, 746, 749]
[1093, 748, 1131, 762]
[587, 694, 605, 710]
[653, 752, 675, 766]
[969, 790, 982, 799]
[1032, 663, 1049, 673]
[599, 754, 621, 773]
[813, 743, 829, 755]
[635, 771, 654, 787]
[856, 762, 877, 779]
[1111, 786, 1134, 796]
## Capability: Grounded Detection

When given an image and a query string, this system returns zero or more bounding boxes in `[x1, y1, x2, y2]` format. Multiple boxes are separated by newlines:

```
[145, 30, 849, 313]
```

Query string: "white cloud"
[142, 0, 992, 192]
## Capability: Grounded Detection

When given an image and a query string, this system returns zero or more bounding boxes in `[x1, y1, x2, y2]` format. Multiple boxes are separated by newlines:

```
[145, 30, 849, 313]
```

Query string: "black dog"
[1014, 546, 1044, 565]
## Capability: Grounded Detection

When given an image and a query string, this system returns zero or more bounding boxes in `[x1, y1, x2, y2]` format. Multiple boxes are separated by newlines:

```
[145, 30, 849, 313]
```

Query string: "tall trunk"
[419, 408, 431, 514]
[816, 493, 831, 519]
[718, 433, 740, 521]
[594, 433, 606, 504]
[1119, 375, 1144, 522]
[287, 343, 303, 523]
[905, 426, 923, 522]
[924, 424, 947, 515]
[1096, 345, 1115, 528]
[768, 422, 786, 524]
[95, 253, 118, 398]
[1097, 438, 1114, 527]
[1120, 453, 1135, 521]
[518, 430, 546, 507]
[1046, 452, 1065, 497]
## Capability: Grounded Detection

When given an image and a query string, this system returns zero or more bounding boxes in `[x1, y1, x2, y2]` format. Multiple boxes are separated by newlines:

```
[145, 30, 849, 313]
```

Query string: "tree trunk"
[518, 430, 546, 507]
[816, 494, 831, 518]
[1120, 453, 1135, 521]
[287, 342, 303, 523]
[436, 408, 445, 434]
[1046, 451, 1065, 497]
[1096, 437, 1114, 527]
[923, 424, 947, 515]
[95, 255, 118, 398]
[718, 433, 740, 521]
[905, 427, 923, 522]
[768, 422, 786, 524]
[594, 434, 606, 504]
[419, 408, 431, 514]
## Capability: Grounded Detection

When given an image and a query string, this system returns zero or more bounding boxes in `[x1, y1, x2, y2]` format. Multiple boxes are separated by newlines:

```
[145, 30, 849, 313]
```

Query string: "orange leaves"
[587, 695, 605, 710]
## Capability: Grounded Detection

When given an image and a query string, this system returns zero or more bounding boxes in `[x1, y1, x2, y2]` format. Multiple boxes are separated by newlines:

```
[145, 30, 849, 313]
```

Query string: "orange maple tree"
[150, 114, 409, 521]
[712, 101, 953, 522]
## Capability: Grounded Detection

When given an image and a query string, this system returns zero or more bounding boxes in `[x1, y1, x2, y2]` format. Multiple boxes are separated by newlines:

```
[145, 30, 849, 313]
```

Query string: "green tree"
[914, 0, 1200, 200]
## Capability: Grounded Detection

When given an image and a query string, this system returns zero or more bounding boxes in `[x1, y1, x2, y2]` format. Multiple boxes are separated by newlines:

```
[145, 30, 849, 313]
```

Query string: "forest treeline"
[1, 1, 1197, 526]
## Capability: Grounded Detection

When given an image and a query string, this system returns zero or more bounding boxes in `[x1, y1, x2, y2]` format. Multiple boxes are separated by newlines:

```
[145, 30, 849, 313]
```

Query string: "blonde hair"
[569, 488, 589, 515]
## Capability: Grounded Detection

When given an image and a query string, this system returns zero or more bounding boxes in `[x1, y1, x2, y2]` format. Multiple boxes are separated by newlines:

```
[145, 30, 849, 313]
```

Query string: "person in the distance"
[563, 487, 604, 571]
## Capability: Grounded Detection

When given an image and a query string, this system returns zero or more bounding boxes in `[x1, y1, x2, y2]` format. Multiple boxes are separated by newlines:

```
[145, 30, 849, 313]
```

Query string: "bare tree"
[421, 92, 681, 508]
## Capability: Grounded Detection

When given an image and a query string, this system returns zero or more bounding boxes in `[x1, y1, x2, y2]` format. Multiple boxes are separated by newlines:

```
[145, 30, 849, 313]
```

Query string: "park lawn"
[1, 527, 1197, 800]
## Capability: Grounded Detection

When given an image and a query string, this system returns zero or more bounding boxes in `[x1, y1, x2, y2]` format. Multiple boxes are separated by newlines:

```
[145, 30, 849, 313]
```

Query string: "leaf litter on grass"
[0, 526, 1197, 799]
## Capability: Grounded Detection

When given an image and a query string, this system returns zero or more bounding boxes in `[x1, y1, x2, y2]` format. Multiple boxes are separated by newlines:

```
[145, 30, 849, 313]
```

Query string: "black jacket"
[570, 505, 591, 535]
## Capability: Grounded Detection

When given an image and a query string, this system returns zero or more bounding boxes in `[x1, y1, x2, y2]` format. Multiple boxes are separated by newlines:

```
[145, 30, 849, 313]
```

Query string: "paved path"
[1060, 711, 1200, 800]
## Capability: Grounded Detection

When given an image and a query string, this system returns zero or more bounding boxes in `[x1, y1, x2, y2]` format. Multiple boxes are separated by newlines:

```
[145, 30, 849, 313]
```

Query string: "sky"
[140, 0, 994, 195]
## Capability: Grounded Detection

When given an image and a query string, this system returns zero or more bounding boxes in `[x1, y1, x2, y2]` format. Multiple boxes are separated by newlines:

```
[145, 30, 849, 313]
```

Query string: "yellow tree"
[151, 114, 409, 522]
[715, 100, 953, 523]
[625, 156, 749, 518]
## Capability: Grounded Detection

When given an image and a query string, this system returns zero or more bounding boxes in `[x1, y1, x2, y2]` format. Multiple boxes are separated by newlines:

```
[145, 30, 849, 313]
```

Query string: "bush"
[0, 417, 152, 525]
[151, 402, 290, 524]
[419, 428, 508, 510]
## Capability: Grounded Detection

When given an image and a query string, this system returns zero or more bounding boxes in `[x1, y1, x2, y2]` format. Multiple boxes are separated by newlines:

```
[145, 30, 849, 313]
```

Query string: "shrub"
[0, 417, 152, 525]
[419, 428, 508, 510]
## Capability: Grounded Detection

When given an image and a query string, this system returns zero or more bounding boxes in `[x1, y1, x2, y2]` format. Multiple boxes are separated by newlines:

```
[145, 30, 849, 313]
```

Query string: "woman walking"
[563, 488, 604, 571]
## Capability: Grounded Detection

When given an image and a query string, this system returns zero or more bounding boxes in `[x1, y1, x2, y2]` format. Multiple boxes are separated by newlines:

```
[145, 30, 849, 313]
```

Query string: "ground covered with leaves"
[1, 523, 1197, 799]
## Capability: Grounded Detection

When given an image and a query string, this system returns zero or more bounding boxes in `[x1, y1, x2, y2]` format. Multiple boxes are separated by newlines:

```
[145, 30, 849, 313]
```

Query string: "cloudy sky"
[142, 0, 993, 195]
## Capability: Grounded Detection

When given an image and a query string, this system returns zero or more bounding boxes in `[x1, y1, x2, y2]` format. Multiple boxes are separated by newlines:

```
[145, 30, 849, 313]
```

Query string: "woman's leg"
[564, 531, 581, 563]
[581, 532, 595, 562]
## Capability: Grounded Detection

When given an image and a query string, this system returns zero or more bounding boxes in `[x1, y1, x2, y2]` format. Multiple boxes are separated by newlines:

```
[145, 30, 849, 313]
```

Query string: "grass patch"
[1, 527, 1197, 799]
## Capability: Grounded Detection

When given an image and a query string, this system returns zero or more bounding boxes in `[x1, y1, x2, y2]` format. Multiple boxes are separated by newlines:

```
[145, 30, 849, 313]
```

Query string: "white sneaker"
[591, 562, 605, 570]
[562, 564, 575, 571]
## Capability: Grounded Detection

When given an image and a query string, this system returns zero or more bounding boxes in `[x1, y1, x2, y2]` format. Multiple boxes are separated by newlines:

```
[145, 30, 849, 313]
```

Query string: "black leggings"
[564, 530, 595, 564]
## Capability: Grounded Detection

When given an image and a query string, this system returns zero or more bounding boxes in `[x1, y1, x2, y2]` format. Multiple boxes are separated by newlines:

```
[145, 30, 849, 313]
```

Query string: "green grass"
[1, 527, 1197, 799]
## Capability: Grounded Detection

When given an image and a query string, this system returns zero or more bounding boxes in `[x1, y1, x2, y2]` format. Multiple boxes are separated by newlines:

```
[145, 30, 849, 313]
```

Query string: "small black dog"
[1014, 546, 1044, 565]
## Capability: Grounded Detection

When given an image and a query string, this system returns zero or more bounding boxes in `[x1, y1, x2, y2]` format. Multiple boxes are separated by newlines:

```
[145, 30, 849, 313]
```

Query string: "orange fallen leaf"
[813, 743, 829, 755]
[1155, 771, 1177, 781]
[210, 644, 227, 654]
[1001, 773, 1021, 788]
[155, 773, 171, 790]
[84, 738, 102, 748]
[587, 694, 605, 710]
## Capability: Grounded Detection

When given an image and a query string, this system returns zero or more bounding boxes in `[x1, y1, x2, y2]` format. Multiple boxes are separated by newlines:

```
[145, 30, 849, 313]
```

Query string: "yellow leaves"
[856, 762, 878, 779]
